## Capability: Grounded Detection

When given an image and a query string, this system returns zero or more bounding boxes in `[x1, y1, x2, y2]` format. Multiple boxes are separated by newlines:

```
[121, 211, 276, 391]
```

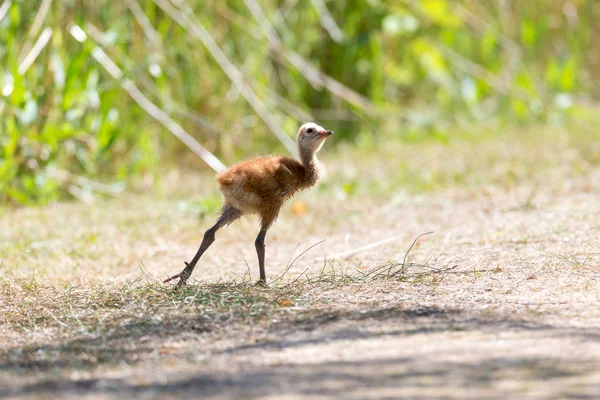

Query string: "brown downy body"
[216, 122, 332, 228]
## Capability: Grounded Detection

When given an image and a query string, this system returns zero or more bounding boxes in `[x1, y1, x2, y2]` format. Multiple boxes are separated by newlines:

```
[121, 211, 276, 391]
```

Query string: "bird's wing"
[218, 156, 303, 201]
[273, 158, 305, 198]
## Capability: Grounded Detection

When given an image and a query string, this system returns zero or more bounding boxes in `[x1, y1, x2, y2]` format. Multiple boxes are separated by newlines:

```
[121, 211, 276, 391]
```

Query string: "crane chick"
[165, 122, 334, 285]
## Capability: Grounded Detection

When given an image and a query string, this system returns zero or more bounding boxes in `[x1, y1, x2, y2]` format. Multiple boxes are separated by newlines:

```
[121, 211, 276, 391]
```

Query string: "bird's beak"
[321, 130, 334, 137]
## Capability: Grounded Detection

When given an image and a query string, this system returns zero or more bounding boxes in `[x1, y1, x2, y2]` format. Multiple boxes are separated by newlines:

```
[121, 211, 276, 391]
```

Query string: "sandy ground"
[1, 171, 599, 399]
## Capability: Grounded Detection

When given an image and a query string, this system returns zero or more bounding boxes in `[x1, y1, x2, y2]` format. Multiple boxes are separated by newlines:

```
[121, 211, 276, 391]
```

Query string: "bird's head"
[297, 122, 334, 153]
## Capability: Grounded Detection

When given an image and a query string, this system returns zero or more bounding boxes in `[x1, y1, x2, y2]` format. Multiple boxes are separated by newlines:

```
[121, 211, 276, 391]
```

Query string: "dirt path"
[1, 174, 599, 399]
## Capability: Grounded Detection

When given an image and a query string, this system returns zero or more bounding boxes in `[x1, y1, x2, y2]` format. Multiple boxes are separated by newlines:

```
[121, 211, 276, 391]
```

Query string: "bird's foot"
[164, 262, 192, 285]
[255, 278, 269, 287]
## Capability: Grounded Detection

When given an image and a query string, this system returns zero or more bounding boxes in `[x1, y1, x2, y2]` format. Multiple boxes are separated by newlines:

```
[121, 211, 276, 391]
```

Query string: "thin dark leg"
[176, 226, 216, 284]
[164, 205, 241, 285]
[255, 229, 268, 284]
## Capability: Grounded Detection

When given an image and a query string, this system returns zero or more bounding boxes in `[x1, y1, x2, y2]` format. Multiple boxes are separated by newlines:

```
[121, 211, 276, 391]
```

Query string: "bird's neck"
[299, 146, 320, 187]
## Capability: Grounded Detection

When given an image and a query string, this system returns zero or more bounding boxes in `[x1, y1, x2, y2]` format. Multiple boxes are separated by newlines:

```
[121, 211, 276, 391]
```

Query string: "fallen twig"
[319, 235, 401, 260]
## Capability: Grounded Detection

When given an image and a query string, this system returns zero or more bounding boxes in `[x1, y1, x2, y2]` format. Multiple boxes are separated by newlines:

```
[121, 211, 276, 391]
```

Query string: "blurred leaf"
[10, 72, 24, 104]
[342, 181, 359, 196]
[420, 0, 461, 28]
[520, 19, 537, 48]
[511, 99, 529, 120]
[411, 39, 452, 90]
[560, 57, 577, 92]
[480, 30, 498, 60]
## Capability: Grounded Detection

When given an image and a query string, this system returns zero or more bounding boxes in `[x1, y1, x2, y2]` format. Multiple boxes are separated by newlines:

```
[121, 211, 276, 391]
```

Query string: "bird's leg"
[254, 229, 268, 285]
[164, 205, 241, 285]
[254, 211, 278, 286]
[164, 226, 216, 285]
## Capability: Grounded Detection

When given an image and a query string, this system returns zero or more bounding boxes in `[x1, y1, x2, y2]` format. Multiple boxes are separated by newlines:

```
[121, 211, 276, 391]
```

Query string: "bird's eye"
[307, 128, 313, 133]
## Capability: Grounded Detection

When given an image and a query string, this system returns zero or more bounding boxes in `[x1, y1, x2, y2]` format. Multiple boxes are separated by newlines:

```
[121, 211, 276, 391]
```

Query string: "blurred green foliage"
[0, 0, 598, 204]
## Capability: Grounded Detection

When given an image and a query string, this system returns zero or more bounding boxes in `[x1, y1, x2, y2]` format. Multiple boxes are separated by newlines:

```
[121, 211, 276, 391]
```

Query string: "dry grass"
[1, 125, 600, 399]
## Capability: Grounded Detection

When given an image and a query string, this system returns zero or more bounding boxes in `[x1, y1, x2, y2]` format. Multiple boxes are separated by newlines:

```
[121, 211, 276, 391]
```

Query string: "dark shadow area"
[1, 356, 598, 400]
[0, 304, 557, 372]
[221, 305, 553, 354]
[1, 301, 600, 399]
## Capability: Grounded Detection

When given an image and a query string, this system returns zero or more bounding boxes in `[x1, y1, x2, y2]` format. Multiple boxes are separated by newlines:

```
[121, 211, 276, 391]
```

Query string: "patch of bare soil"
[1, 174, 599, 399]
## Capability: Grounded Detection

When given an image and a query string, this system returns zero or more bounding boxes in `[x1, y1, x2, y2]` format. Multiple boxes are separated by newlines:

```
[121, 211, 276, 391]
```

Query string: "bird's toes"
[176, 278, 188, 287]
[254, 278, 270, 288]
